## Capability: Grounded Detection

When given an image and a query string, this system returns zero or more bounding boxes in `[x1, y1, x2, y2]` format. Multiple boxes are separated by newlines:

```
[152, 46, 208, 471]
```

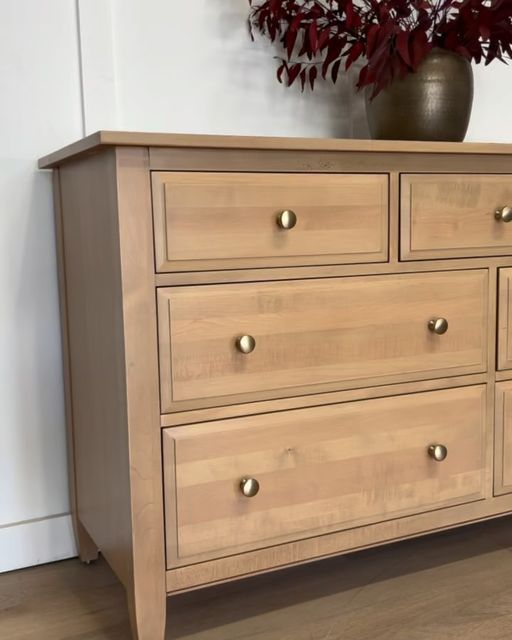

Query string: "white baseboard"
[0, 514, 77, 573]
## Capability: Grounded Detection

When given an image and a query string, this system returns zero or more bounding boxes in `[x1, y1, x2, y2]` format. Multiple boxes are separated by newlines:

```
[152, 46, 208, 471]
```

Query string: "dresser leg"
[127, 585, 167, 640]
[75, 519, 99, 564]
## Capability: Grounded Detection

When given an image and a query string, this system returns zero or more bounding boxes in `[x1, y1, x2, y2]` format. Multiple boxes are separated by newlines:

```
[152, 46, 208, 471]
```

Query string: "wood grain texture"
[158, 270, 488, 412]
[58, 150, 132, 584]
[152, 172, 389, 271]
[38, 130, 512, 168]
[51, 169, 99, 564]
[163, 385, 486, 567]
[495, 381, 512, 496]
[57, 149, 166, 640]
[165, 491, 512, 593]
[160, 373, 488, 427]
[154, 255, 512, 288]
[149, 147, 512, 175]
[43, 133, 512, 640]
[114, 148, 166, 640]
[401, 174, 512, 260]
[498, 267, 512, 370]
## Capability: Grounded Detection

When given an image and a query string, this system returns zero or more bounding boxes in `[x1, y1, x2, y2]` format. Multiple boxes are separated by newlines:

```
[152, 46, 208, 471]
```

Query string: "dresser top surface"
[38, 130, 512, 169]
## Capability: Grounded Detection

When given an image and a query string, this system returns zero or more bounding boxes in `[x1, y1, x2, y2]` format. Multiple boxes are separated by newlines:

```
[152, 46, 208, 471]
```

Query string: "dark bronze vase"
[365, 48, 474, 142]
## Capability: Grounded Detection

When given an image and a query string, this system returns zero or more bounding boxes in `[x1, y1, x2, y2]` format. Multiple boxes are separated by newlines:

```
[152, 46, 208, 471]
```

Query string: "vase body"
[365, 49, 474, 142]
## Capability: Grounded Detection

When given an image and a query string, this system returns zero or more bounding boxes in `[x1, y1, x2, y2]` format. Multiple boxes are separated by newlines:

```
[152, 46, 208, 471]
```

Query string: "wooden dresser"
[40, 133, 512, 640]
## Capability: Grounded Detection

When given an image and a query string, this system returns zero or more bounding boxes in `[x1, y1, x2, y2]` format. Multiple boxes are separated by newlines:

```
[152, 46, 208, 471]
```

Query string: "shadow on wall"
[215, 2, 369, 139]
[0, 164, 68, 528]
[119, 0, 370, 138]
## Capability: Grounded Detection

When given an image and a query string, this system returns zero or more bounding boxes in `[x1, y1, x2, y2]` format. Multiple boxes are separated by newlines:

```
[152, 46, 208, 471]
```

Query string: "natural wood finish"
[498, 267, 512, 370]
[388, 172, 400, 262]
[38, 130, 512, 169]
[152, 172, 389, 271]
[163, 385, 486, 567]
[160, 373, 488, 427]
[150, 147, 512, 175]
[58, 151, 133, 583]
[114, 148, 166, 640]
[401, 174, 512, 260]
[154, 255, 512, 287]
[56, 149, 166, 640]
[40, 132, 512, 640]
[158, 270, 488, 412]
[166, 492, 512, 594]
[495, 381, 512, 495]
[51, 169, 99, 564]
[484, 267, 498, 497]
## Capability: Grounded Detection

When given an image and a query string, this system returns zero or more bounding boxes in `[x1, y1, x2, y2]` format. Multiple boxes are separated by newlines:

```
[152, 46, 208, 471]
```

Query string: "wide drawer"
[163, 385, 486, 566]
[158, 270, 488, 412]
[401, 174, 512, 259]
[151, 172, 389, 271]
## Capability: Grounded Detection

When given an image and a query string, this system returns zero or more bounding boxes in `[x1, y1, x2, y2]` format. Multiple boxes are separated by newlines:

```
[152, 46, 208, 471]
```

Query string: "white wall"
[2, 0, 512, 573]
[109, 1, 512, 142]
[0, 1, 83, 572]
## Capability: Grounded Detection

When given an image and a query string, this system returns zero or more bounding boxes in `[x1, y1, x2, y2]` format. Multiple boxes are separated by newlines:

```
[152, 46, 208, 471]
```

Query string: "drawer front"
[152, 172, 389, 271]
[498, 268, 512, 370]
[158, 270, 488, 412]
[496, 381, 512, 495]
[401, 174, 512, 259]
[163, 385, 487, 566]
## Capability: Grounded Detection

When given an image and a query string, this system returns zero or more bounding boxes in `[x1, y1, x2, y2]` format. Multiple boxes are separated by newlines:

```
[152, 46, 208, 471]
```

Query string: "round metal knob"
[276, 210, 297, 230]
[428, 318, 449, 335]
[236, 335, 256, 354]
[240, 477, 260, 497]
[428, 444, 448, 462]
[495, 206, 512, 222]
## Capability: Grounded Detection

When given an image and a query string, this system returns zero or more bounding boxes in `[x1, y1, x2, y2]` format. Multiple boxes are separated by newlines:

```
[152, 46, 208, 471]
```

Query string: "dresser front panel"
[163, 385, 486, 566]
[158, 269, 488, 412]
[498, 267, 512, 370]
[495, 381, 512, 496]
[401, 174, 512, 260]
[151, 172, 389, 271]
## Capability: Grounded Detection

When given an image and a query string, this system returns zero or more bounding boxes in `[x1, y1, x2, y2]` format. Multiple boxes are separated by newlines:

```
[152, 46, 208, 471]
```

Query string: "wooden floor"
[2, 517, 512, 640]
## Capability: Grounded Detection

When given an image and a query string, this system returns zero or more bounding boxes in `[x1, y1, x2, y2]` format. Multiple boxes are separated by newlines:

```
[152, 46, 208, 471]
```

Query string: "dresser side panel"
[59, 151, 132, 587]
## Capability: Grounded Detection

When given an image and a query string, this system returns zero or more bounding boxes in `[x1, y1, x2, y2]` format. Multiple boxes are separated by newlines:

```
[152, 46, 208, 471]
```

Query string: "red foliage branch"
[248, 0, 512, 96]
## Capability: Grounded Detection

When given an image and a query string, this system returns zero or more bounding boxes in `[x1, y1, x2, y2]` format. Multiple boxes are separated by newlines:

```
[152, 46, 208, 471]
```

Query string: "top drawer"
[401, 174, 512, 260]
[152, 172, 389, 272]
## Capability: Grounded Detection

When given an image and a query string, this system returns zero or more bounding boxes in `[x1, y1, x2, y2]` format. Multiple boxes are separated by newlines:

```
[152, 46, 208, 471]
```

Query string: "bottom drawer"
[163, 385, 486, 567]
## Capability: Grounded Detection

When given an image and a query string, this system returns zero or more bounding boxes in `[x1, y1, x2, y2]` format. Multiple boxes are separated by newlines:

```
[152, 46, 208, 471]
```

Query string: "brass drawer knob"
[236, 335, 256, 354]
[428, 444, 448, 462]
[240, 477, 260, 497]
[428, 318, 448, 335]
[276, 209, 297, 230]
[495, 206, 512, 222]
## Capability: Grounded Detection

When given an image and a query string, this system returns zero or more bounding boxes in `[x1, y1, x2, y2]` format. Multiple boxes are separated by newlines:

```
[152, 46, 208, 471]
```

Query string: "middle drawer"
[158, 269, 488, 412]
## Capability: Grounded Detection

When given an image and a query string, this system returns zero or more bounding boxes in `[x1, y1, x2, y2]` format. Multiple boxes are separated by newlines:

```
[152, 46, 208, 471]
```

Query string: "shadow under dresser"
[39, 133, 512, 640]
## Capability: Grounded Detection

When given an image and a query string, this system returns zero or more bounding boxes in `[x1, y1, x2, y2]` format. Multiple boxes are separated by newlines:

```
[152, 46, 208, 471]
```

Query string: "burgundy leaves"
[248, 0, 512, 97]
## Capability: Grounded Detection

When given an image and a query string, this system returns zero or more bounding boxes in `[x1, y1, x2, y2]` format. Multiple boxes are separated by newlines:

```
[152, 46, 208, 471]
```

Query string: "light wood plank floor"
[2, 517, 512, 640]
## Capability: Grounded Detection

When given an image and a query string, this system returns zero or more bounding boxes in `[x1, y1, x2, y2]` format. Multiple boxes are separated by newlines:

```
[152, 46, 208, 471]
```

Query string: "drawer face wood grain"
[158, 270, 488, 412]
[498, 268, 512, 370]
[495, 381, 512, 495]
[163, 385, 486, 566]
[152, 172, 389, 271]
[401, 174, 512, 260]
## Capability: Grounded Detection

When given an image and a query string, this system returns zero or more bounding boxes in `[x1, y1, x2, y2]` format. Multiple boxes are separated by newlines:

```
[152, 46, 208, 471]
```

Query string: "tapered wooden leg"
[127, 584, 167, 640]
[75, 519, 99, 564]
